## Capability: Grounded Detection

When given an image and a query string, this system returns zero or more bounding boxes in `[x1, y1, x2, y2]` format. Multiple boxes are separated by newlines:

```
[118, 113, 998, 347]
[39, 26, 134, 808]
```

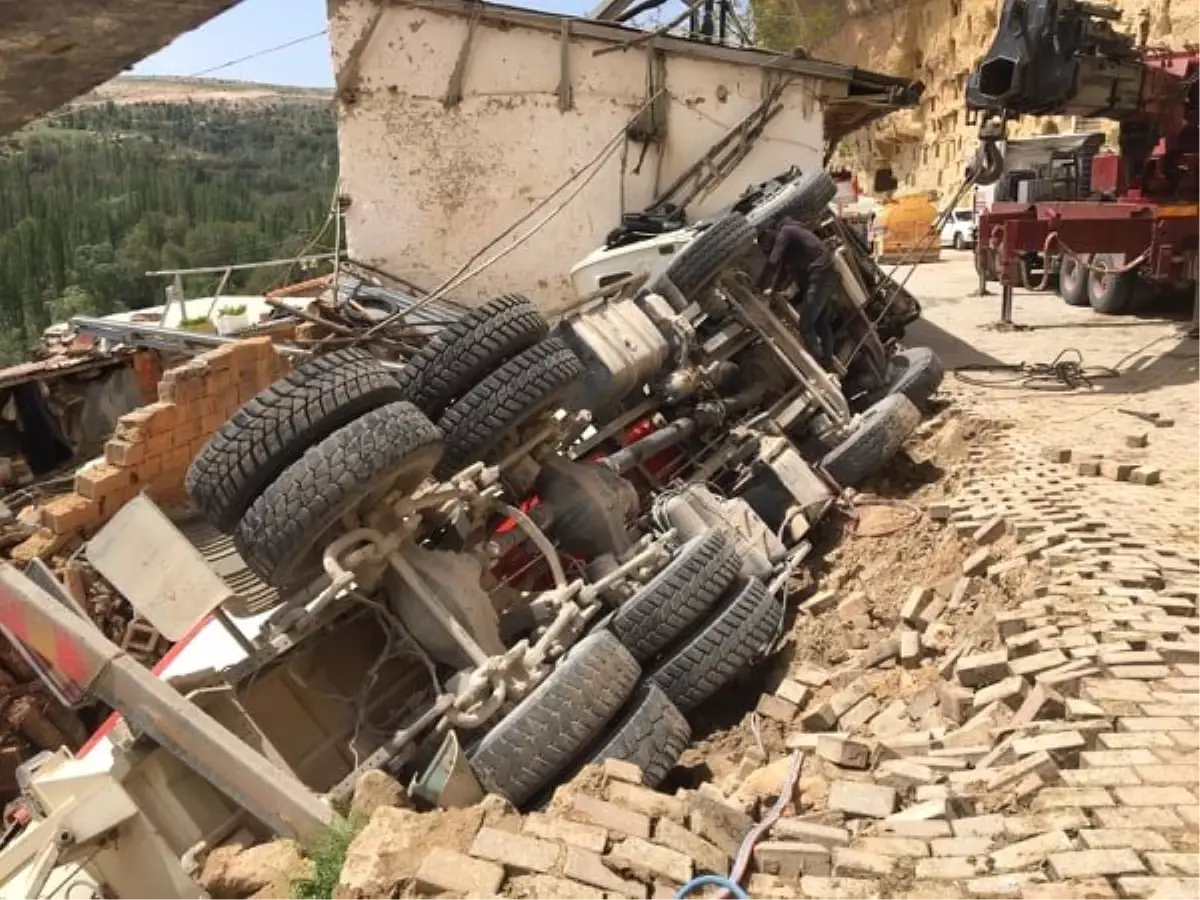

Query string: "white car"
[940, 209, 977, 250]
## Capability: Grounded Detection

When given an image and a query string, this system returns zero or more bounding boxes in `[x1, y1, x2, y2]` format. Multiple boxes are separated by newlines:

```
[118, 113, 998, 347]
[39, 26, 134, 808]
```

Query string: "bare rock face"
[334, 804, 484, 898]
[349, 769, 408, 819]
[199, 839, 311, 899]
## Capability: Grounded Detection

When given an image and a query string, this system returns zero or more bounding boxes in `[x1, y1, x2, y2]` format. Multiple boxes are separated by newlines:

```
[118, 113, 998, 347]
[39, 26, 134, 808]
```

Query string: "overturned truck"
[0, 166, 942, 898]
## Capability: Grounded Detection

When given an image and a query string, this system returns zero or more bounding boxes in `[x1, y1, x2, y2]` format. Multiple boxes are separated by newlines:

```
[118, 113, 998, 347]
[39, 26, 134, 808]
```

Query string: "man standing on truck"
[758, 218, 836, 368]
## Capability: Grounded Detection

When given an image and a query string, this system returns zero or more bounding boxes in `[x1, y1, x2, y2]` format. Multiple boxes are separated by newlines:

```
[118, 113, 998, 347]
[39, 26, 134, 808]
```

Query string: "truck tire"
[768, 170, 837, 225]
[1059, 253, 1090, 307]
[1088, 253, 1136, 315]
[821, 394, 921, 488]
[648, 578, 782, 712]
[651, 214, 755, 309]
[435, 337, 582, 479]
[609, 530, 742, 663]
[469, 630, 640, 806]
[234, 402, 442, 589]
[395, 294, 548, 417]
[186, 348, 407, 532]
[878, 347, 944, 410]
[583, 684, 690, 788]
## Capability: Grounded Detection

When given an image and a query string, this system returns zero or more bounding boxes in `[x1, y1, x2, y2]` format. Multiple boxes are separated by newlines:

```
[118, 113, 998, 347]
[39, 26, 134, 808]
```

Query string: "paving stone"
[833, 847, 896, 878]
[986, 750, 1058, 792]
[1064, 697, 1107, 718]
[522, 813, 608, 853]
[753, 841, 831, 878]
[797, 875, 882, 899]
[1011, 683, 1066, 725]
[1144, 854, 1200, 877]
[1079, 829, 1171, 851]
[562, 847, 645, 896]
[962, 547, 993, 577]
[877, 820, 953, 839]
[1097, 732, 1176, 750]
[652, 818, 728, 876]
[1116, 877, 1200, 899]
[1119, 717, 1193, 732]
[1115, 785, 1198, 806]
[469, 826, 561, 873]
[965, 873, 1042, 897]
[791, 663, 832, 687]
[1061, 767, 1142, 787]
[1081, 748, 1160, 767]
[951, 814, 1006, 838]
[1021, 878, 1118, 899]
[975, 676, 1029, 710]
[828, 780, 896, 819]
[771, 819, 850, 848]
[607, 781, 686, 823]
[917, 856, 987, 879]
[839, 696, 882, 730]
[857, 836, 931, 858]
[931, 836, 995, 857]
[1109, 664, 1173, 679]
[957, 649, 1010, 688]
[1091, 807, 1187, 830]
[990, 830, 1074, 872]
[1010, 649, 1070, 677]
[1135, 764, 1200, 784]
[876, 758, 937, 789]
[1011, 730, 1085, 758]
[1049, 847, 1146, 879]
[817, 736, 874, 770]
[415, 847, 505, 898]
[1031, 786, 1114, 810]
[606, 836, 692, 884]
[1003, 810, 1089, 839]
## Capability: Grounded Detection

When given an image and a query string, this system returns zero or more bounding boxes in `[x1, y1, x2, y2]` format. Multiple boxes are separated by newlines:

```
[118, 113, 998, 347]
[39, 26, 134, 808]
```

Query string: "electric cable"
[953, 347, 1120, 392]
[188, 30, 329, 79]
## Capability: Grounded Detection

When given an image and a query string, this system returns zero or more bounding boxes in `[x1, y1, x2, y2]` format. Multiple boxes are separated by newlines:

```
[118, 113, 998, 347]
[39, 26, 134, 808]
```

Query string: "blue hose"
[674, 875, 750, 899]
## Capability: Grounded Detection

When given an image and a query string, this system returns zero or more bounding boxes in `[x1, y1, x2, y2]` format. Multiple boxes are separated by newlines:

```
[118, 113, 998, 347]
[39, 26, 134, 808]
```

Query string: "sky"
[132, 0, 601, 87]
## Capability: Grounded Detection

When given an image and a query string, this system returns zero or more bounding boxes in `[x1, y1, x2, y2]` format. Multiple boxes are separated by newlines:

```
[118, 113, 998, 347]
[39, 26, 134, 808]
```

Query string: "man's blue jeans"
[798, 268, 836, 367]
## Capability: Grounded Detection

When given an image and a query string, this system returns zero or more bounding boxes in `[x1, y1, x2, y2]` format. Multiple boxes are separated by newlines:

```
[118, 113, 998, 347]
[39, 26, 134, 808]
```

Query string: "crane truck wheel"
[650, 213, 755, 311]
[1058, 253, 1090, 307]
[468, 629, 641, 806]
[394, 293, 549, 418]
[434, 337, 583, 479]
[771, 169, 838, 225]
[608, 529, 742, 663]
[233, 401, 443, 590]
[821, 394, 922, 488]
[870, 347, 944, 411]
[648, 577, 783, 712]
[581, 684, 690, 788]
[1087, 253, 1136, 315]
[186, 348, 408, 533]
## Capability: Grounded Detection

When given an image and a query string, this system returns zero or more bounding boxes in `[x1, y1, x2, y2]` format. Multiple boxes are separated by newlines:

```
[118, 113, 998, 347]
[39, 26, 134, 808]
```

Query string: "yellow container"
[870, 194, 942, 263]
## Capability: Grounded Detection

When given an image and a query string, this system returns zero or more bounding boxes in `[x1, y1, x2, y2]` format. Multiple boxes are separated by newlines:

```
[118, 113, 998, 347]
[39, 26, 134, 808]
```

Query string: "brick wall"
[20, 338, 290, 554]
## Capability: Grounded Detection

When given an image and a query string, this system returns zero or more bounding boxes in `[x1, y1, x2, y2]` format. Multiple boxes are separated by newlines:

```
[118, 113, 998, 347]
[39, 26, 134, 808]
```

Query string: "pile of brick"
[730, 437, 1199, 899]
[10, 337, 289, 564]
[1, 337, 290, 801]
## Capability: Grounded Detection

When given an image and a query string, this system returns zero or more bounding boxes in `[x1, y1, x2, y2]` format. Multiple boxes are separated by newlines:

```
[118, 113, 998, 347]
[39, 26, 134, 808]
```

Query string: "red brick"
[104, 439, 145, 468]
[74, 463, 132, 501]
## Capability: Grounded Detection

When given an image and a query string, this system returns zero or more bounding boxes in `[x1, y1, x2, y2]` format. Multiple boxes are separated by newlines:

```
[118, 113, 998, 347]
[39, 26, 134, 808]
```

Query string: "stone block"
[523, 813, 607, 853]
[1143, 854, 1200, 877]
[602, 759, 645, 785]
[990, 830, 1074, 873]
[855, 836, 929, 858]
[1130, 467, 1161, 485]
[606, 836, 691, 884]
[901, 587, 934, 625]
[791, 663, 832, 687]
[975, 676, 1029, 710]
[1011, 730, 1085, 759]
[952, 814, 1006, 838]
[1009, 649, 1069, 678]
[755, 692, 798, 724]
[1030, 787, 1114, 810]
[1099, 461, 1136, 482]
[833, 848, 896, 878]
[877, 758, 937, 789]
[963, 547, 993, 576]
[1113, 785, 1197, 807]
[1048, 848, 1146, 879]
[771, 819, 851, 848]
[776, 678, 811, 707]
[566, 793, 651, 839]
[973, 516, 1006, 545]
[415, 847, 504, 898]
[469, 827, 560, 873]
[609, 782, 686, 825]
[753, 841, 831, 878]
[562, 847, 645, 896]
[916, 857, 987, 879]
[1079, 829, 1171, 851]
[1092, 807, 1186, 830]
[653, 818, 728, 876]
[1060, 767, 1141, 787]
[1116, 877, 1200, 899]
[957, 649, 1009, 688]
[816, 735, 873, 769]
[931, 836, 994, 857]
[685, 793, 754, 857]
[828, 780, 896, 819]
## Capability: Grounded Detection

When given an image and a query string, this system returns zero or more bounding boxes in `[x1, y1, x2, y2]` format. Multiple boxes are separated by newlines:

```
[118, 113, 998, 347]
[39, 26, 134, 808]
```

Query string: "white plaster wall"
[329, 0, 825, 313]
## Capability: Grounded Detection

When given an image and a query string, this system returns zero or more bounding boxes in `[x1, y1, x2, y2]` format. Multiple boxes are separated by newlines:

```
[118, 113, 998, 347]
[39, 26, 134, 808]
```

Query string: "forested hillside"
[0, 90, 337, 363]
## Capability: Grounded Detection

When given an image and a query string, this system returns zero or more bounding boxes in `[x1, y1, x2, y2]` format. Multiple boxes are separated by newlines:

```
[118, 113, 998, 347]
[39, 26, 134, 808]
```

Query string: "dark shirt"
[765, 221, 833, 292]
